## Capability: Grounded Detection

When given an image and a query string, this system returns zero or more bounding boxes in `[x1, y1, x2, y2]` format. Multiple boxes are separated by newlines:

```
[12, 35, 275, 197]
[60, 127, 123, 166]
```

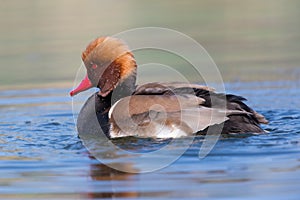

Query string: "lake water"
[1, 1, 300, 199]
[1, 80, 299, 199]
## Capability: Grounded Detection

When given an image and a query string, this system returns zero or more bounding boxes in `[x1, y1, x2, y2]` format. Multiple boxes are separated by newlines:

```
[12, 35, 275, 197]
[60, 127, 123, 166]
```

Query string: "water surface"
[1, 1, 300, 199]
[0, 81, 299, 199]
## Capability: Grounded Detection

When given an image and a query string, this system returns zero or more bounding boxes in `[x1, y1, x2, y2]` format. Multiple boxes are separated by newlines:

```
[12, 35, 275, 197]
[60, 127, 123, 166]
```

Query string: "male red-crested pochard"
[70, 37, 268, 139]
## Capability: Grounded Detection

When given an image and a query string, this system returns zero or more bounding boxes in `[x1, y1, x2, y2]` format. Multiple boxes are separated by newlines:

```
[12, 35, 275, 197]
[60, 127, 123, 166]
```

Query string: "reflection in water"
[87, 162, 138, 199]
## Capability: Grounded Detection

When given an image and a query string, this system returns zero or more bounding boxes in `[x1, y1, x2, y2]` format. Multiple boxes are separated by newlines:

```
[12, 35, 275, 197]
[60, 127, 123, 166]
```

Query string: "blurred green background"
[0, 0, 299, 89]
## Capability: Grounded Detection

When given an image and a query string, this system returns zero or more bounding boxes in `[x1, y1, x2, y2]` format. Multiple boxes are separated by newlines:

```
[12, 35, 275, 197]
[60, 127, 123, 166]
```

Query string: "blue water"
[0, 81, 300, 199]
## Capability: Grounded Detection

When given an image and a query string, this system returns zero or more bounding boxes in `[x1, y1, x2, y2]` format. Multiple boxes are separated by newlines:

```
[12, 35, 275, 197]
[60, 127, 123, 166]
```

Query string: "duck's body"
[71, 37, 268, 139]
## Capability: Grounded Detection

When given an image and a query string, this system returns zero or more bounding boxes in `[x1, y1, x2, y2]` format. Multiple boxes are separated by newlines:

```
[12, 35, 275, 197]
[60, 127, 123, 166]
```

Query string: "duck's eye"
[91, 63, 98, 69]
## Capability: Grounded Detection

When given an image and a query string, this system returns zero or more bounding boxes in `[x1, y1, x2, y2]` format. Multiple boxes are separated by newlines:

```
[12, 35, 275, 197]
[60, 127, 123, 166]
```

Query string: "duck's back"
[77, 82, 268, 138]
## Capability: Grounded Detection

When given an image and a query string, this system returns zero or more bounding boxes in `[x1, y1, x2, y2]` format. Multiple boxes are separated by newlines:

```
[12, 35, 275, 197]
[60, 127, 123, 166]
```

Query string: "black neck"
[111, 71, 136, 105]
[93, 71, 136, 138]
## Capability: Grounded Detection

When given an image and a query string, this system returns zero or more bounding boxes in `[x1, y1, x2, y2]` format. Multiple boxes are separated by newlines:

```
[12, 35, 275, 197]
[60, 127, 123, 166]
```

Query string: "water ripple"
[0, 81, 300, 199]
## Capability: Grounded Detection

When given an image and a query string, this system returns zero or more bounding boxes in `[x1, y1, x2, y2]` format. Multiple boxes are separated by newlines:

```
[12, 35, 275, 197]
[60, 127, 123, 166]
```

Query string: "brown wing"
[110, 94, 205, 116]
[109, 81, 267, 137]
[109, 94, 249, 138]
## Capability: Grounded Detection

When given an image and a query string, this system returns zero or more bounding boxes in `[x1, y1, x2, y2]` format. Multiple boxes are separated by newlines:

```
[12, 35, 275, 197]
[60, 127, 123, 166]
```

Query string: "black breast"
[77, 93, 111, 138]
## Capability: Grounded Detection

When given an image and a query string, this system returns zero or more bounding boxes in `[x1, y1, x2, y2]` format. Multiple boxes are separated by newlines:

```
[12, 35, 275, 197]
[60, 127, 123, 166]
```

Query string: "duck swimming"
[70, 37, 268, 138]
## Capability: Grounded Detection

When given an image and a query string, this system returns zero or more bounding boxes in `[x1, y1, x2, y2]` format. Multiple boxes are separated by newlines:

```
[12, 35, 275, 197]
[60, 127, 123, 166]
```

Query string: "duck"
[70, 37, 268, 139]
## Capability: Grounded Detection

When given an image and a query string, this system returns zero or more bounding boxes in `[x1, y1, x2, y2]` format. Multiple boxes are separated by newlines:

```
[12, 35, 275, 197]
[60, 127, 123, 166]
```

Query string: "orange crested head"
[70, 37, 137, 97]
